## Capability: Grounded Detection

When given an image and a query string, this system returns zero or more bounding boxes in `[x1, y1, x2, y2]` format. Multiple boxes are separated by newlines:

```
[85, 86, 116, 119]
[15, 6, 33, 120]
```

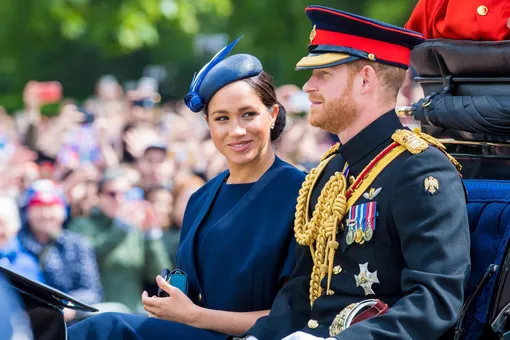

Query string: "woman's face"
[205, 81, 277, 168]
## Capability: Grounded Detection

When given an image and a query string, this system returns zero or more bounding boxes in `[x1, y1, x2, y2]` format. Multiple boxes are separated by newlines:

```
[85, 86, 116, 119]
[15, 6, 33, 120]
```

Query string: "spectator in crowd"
[17, 179, 102, 322]
[68, 170, 170, 313]
[135, 143, 175, 191]
[0, 196, 44, 282]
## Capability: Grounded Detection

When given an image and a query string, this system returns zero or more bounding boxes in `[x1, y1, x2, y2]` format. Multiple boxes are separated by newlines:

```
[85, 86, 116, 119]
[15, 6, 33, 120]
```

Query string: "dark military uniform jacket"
[245, 110, 471, 340]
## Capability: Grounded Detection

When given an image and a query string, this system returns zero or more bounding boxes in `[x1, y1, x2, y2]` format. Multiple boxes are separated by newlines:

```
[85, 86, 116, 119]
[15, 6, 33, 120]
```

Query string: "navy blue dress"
[68, 156, 305, 340]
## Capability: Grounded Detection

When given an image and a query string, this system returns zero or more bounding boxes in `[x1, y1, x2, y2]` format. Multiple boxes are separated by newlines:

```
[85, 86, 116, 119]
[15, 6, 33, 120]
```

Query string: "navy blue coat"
[67, 156, 305, 340]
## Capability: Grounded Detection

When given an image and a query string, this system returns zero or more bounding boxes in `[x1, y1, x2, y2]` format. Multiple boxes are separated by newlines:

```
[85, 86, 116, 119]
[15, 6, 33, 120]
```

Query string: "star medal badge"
[354, 263, 380, 295]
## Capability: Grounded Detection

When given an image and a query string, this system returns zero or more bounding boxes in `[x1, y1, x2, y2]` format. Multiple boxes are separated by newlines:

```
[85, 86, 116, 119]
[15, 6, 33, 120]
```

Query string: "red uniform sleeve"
[405, 0, 510, 41]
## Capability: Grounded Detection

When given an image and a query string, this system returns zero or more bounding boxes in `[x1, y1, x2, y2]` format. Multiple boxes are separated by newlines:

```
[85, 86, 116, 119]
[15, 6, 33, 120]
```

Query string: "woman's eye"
[215, 116, 228, 122]
[243, 111, 257, 118]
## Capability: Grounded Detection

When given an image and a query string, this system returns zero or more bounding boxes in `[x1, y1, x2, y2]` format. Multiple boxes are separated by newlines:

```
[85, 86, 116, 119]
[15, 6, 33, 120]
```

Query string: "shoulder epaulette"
[391, 129, 428, 154]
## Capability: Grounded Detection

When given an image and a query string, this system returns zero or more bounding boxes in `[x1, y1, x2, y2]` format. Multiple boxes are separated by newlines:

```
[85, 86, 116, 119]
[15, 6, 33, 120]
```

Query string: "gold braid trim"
[294, 144, 345, 305]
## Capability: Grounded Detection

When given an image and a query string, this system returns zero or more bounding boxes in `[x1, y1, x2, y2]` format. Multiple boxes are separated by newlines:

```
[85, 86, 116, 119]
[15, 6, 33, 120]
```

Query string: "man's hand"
[115, 200, 160, 232]
[282, 331, 335, 340]
[123, 126, 161, 159]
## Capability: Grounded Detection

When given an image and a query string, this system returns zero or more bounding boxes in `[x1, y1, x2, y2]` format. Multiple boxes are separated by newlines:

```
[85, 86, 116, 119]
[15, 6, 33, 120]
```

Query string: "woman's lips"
[228, 140, 252, 152]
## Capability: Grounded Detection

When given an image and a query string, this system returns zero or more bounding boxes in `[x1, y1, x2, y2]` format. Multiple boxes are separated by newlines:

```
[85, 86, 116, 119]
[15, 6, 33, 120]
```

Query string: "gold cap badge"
[310, 25, 317, 43]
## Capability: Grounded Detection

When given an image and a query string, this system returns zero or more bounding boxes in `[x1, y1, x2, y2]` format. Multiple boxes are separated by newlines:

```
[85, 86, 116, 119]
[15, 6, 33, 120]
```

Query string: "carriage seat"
[457, 179, 510, 339]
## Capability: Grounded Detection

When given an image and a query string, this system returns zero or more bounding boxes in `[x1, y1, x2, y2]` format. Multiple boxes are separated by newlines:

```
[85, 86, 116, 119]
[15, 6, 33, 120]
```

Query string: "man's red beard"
[307, 82, 360, 134]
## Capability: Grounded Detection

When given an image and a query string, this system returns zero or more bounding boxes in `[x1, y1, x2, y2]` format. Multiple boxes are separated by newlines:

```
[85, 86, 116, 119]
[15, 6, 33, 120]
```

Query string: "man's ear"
[359, 65, 378, 95]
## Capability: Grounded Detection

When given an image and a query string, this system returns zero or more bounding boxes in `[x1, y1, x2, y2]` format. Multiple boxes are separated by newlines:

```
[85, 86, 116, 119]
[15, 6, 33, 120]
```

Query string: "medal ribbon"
[367, 201, 376, 232]
[355, 204, 365, 243]
[358, 203, 366, 234]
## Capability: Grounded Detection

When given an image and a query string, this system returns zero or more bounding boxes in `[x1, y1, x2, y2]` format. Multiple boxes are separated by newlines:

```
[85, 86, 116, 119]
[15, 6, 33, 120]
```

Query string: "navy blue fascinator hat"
[184, 36, 263, 113]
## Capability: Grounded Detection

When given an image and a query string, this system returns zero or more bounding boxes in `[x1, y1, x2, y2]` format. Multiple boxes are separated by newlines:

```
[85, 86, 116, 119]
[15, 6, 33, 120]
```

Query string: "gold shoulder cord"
[294, 143, 347, 304]
[413, 128, 462, 172]
[294, 129, 459, 306]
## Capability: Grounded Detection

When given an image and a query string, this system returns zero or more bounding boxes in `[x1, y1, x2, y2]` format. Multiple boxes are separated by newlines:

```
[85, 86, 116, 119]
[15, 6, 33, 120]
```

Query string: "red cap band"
[312, 29, 411, 67]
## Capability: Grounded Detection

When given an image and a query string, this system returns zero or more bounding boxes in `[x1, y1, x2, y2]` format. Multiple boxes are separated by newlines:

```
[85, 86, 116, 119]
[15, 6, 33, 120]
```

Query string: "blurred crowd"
[0, 70, 422, 322]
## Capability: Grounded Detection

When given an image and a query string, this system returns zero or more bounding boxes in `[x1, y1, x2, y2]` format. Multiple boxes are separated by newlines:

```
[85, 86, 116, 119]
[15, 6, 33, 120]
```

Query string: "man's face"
[98, 177, 131, 218]
[137, 149, 174, 187]
[302, 64, 361, 135]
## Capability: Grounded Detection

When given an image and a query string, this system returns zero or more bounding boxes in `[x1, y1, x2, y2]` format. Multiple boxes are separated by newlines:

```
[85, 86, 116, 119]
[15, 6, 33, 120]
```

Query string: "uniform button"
[349, 176, 356, 185]
[326, 289, 335, 295]
[198, 293, 202, 302]
[308, 319, 319, 329]
[333, 265, 343, 274]
[477, 5, 488, 16]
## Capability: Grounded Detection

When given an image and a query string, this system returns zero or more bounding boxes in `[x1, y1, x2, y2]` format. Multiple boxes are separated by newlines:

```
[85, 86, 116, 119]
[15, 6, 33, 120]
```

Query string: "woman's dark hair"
[243, 71, 286, 141]
[204, 71, 287, 142]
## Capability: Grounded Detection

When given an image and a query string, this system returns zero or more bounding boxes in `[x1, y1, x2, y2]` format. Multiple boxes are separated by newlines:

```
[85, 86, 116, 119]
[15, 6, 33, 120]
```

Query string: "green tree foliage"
[0, 0, 417, 111]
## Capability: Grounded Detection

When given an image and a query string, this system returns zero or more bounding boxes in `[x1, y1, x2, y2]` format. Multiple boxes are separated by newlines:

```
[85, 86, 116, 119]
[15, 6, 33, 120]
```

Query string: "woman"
[68, 37, 306, 340]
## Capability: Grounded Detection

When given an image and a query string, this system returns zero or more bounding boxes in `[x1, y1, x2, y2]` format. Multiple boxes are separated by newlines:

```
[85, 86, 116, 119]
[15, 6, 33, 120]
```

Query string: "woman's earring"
[271, 121, 275, 129]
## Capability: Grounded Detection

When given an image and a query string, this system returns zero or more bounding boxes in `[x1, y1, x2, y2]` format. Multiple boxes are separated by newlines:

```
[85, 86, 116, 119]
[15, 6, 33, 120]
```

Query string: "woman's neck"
[226, 150, 276, 184]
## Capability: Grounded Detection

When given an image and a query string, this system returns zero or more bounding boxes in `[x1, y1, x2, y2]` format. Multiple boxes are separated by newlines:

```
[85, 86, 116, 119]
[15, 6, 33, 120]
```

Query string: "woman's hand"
[142, 275, 201, 326]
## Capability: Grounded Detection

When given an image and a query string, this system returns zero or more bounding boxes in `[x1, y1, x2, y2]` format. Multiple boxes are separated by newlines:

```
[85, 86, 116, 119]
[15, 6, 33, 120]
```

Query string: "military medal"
[364, 228, 373, 242]
[354, 263, 380, 295]
[345, 208, 357, 245]
[354, 228, 364, 244]
[346, 227, 355, 245]
[348, 200, 379, 245]
[355, 204, 365, 244]
[364, 201, 377, 242]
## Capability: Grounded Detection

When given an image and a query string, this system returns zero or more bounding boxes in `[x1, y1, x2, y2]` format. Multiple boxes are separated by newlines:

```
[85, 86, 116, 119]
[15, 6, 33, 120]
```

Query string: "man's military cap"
[296, 5, 425, 70]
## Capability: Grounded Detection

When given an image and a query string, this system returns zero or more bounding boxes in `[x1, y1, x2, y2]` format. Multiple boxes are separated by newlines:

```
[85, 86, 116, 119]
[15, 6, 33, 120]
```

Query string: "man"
[18, 179, 102, 322]
[136, 143, 175, 191]
[68, 169, 170, 313]
[241, 5, 470, 340]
